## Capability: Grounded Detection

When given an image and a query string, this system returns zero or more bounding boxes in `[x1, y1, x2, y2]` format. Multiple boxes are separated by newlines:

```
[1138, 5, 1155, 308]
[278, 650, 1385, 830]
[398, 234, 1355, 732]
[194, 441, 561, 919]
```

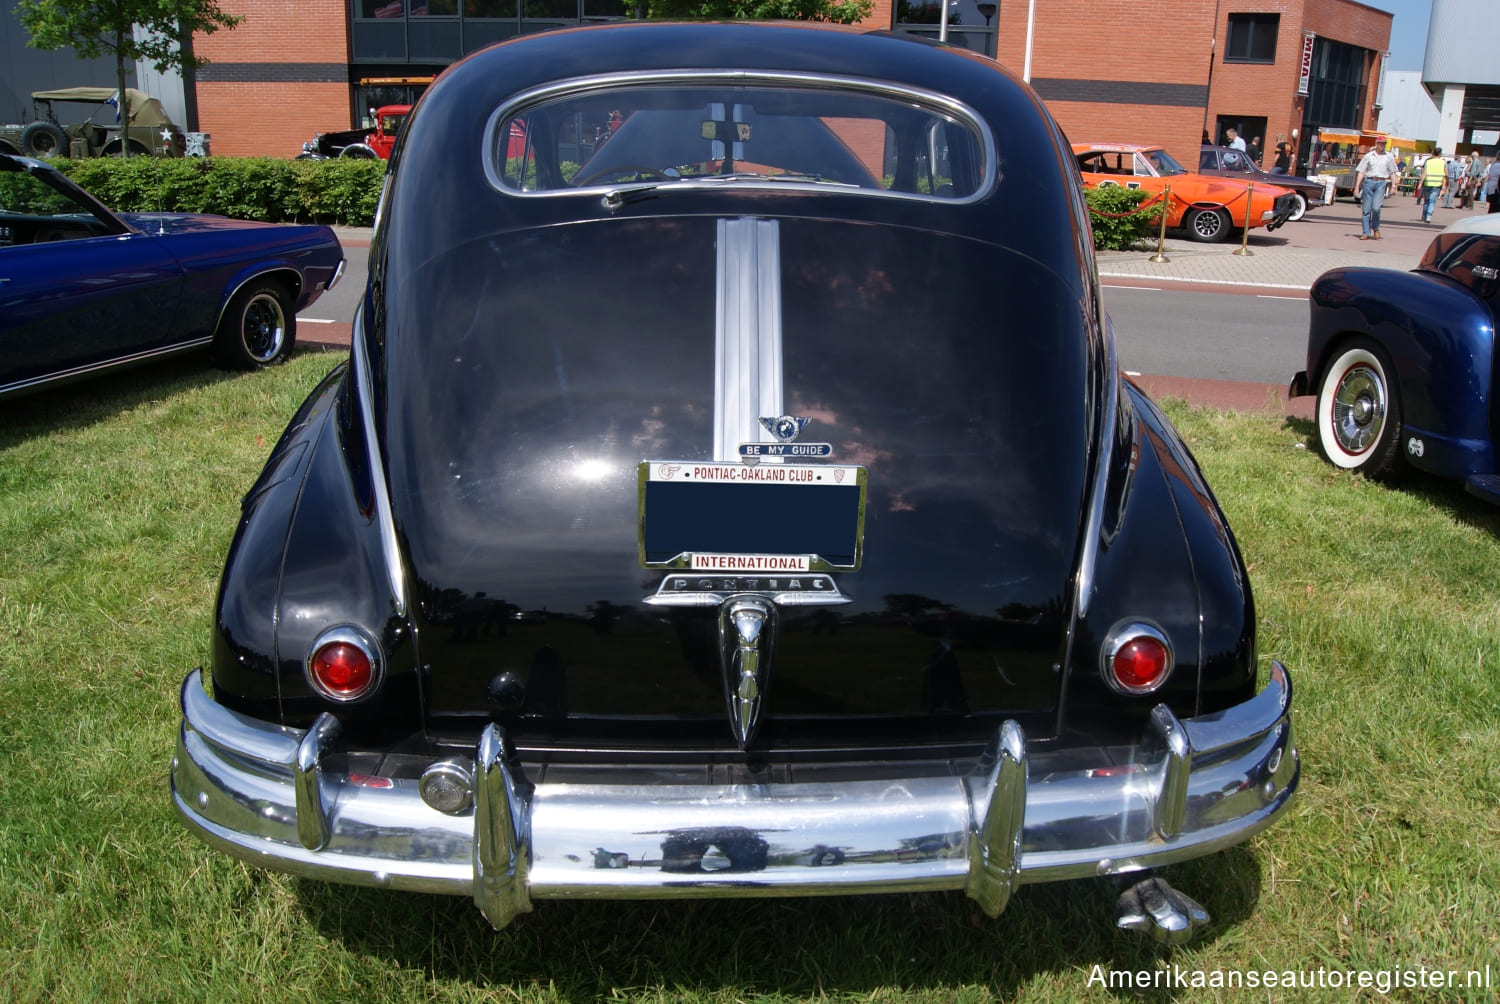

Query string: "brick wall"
[1304, 0, 1393, 133]
[196, 82, 353, 159]
[192, 0, 352, 158]
[989, 0, 1219, 167]
[1206, 0, 1391, 167]
[1208, 1, 1305, 168]
[184, 0, 1390, 160]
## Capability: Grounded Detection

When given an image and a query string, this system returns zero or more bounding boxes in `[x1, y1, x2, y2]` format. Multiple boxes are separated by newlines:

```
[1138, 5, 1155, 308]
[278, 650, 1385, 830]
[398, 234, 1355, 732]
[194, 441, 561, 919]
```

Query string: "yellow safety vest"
[1423, 157, 1446, 187]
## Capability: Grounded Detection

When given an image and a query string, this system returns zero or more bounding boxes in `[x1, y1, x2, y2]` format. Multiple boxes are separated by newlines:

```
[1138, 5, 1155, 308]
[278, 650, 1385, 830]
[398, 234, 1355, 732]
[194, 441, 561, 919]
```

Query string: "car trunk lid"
[379, 213, 1093, 752]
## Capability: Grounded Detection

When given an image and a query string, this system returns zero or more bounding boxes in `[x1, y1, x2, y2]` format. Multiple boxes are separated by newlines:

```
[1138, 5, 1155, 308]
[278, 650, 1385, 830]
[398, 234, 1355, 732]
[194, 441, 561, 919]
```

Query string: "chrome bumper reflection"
[172, 664, 1297, 929]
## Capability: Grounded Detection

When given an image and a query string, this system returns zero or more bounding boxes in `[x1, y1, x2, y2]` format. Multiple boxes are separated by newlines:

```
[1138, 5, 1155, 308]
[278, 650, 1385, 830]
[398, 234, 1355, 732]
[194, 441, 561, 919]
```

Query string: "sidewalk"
[1096, 188, 1473, 291]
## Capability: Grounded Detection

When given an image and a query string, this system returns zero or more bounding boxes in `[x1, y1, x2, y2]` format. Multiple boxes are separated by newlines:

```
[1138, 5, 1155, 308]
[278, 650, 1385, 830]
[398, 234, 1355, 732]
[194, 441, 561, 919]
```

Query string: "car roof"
[1440, 214, 1500, 238]
[1071, 143, 1160, 154]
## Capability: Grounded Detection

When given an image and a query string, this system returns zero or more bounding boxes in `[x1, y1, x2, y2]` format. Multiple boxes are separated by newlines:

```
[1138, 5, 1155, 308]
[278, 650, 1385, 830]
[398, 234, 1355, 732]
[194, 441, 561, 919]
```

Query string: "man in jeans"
[1354, 138, 1399, 239]
[1444, 154, 1465, 208]
[1420, 148, 1447, 222]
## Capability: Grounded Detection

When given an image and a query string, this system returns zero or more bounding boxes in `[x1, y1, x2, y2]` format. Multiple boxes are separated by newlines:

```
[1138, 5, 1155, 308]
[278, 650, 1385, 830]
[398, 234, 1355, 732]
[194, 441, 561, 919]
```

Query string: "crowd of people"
[1215, 128, 1500, 238]
[1350, 140, 1499, 240]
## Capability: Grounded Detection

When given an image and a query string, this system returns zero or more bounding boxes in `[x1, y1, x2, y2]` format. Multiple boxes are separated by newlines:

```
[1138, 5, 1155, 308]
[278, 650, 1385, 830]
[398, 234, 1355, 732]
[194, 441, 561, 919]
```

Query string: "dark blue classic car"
[172, 22, 1297, 943]
[1291, 214, 1500, 503]
[0, 153, 344, 397]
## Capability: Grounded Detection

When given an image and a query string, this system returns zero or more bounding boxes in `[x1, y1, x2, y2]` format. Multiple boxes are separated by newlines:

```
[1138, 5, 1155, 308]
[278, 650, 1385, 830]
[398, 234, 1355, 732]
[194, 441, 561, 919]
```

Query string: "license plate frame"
[637, 461, 867, 571]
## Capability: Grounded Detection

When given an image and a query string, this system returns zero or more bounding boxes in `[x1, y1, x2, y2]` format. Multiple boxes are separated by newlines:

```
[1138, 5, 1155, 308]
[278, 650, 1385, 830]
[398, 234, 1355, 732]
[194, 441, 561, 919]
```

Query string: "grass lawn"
[2, 349, 1498, 1002]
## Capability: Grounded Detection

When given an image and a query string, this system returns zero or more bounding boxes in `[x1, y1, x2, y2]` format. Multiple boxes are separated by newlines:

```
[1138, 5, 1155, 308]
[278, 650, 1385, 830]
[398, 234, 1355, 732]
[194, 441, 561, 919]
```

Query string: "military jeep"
[0, 87, 185, 159]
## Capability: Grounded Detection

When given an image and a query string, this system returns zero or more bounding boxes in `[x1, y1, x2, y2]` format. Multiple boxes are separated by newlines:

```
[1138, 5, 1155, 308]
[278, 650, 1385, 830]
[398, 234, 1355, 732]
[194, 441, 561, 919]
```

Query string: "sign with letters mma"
[1298, 32, 1316, 96]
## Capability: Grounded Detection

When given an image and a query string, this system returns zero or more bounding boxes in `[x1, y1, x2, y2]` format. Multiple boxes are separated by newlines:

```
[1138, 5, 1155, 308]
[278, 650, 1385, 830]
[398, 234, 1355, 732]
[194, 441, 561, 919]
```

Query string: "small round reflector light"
[1102, 623, 1173, 695]
[306, 626, 382, 701]
[420, 761, 475, 814]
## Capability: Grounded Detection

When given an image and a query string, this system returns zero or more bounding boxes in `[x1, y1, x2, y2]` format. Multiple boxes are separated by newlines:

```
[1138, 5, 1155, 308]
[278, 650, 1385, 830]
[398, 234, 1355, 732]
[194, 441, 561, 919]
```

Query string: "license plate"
[638, 461, 866, 571]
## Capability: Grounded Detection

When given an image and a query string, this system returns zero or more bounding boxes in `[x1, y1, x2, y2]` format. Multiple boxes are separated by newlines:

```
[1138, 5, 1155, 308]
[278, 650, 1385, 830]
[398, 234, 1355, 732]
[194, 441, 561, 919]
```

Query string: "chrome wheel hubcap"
[1331, 365, 1384, 453]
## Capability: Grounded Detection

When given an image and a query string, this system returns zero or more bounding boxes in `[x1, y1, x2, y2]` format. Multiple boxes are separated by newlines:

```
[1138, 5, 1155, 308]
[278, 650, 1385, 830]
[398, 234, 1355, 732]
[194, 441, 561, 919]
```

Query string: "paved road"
[1102, 285, 1306, 386]
[299, 194, 1484, 417]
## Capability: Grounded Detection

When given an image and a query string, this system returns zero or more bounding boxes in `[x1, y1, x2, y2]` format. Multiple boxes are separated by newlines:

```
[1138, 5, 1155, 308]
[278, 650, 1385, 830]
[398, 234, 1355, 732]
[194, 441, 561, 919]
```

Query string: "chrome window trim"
[352, 307, 408, 618]
[481, 69, 995, 205]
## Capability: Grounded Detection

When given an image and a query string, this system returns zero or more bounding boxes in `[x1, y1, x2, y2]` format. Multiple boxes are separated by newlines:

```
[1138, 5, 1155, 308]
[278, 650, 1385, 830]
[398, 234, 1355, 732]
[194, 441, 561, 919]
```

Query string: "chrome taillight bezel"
[305, 624, 384, 702]
[1100, 621, 1174, 695]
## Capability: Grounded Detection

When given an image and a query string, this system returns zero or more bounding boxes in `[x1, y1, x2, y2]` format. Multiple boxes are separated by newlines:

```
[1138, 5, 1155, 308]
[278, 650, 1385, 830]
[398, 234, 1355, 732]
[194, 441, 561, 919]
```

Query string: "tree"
[644, 0, 874, 24]
[16, 0, 241, 157]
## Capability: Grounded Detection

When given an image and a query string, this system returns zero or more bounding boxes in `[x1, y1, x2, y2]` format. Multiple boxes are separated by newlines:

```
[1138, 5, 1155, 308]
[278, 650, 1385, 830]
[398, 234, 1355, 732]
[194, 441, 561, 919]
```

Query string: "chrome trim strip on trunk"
[713, 217, 782, 462]
[351, 307, 408, 617]
[172, 663, 1297, 927]
[1075, 314, 1120, 617]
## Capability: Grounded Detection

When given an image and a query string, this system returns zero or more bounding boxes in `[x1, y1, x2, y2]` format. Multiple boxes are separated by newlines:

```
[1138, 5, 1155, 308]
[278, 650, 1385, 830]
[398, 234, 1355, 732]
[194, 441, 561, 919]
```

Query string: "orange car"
[1073, 142, 1298, 243]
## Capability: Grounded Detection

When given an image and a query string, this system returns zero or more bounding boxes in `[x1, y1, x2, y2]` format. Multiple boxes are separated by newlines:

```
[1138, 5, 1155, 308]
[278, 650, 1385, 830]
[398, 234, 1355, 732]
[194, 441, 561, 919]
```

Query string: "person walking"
[1464, 155, 1486, 209]
[1444, 154, 1465, 208]
[1354, 137, 1399, 239]
[1487, 158, 1500, 214]
[1420, 147, 1447, 222]
[1272, 142, 1291, 175]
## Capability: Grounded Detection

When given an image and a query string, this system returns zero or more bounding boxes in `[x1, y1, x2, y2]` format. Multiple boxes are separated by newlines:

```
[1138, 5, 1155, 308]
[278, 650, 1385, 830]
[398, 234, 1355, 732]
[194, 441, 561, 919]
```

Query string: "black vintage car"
[1199, 144, 1331, 222]
[172, 22, 1297, 944]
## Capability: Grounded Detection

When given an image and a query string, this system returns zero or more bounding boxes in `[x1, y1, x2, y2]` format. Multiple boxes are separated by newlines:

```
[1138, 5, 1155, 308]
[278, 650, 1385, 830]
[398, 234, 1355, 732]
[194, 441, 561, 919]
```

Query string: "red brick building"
[184, 0, 1392, 169]
[191, 0, 353, 159]
[994, 0, 1392, 173]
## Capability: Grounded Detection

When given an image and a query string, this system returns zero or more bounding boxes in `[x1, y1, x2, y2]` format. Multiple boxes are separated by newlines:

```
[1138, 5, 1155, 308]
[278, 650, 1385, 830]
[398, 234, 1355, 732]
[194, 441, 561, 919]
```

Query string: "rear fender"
[212, 354, 422, 744]
[1308, 267, 1497, 478]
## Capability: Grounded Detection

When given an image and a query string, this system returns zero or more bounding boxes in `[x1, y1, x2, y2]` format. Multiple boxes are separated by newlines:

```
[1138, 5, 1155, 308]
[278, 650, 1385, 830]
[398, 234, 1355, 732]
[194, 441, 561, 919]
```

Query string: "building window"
[1225, 13, 1279, 63]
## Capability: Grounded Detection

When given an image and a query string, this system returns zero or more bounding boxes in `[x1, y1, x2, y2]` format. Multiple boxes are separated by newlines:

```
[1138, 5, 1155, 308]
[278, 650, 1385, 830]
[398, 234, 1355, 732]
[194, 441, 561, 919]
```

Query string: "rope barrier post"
[1233, 181, 1255, 257]
[1148, 185, 1170, 263]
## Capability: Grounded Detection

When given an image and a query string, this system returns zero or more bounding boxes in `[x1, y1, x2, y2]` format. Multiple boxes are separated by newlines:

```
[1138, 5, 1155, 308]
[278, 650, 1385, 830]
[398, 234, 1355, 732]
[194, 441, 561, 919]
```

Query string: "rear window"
[484, 75, 991, 202]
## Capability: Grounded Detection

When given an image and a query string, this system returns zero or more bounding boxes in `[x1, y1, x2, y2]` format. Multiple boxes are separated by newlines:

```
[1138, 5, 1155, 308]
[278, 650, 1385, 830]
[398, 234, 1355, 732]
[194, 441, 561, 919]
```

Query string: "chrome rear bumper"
[172, 663, 1296, 929]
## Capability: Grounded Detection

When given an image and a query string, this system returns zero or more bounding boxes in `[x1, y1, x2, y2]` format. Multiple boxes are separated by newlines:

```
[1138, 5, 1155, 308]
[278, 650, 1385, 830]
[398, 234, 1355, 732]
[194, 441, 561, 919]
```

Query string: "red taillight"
[306, 628, 381, 701]
[1103, 624, 1173, 694]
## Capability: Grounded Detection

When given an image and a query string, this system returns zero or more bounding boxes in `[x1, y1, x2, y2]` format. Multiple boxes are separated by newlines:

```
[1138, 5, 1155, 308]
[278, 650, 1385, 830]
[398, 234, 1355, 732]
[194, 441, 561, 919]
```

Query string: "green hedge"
[45, 156, 1166, 247]
[1083, 185, 1162, 251]
[49, 156, 384, 227]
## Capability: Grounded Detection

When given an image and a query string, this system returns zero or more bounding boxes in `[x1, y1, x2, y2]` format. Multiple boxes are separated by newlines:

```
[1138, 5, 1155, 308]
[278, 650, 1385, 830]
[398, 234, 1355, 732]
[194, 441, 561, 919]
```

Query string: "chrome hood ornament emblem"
[719, 596, 776, 748]
[759, 415, 812, 442]
[743, 415, 832, 460]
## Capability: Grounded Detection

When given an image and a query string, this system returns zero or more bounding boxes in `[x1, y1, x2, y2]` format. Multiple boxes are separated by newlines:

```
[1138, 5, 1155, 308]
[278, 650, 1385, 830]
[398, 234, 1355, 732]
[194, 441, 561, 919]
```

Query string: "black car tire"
[1316, 338, 1402, 478]
[1286, 192, 1308, 222]
[214, 280, 296, 370]
[1184, 207, 1231, 243]
[21, 122, 67, 158]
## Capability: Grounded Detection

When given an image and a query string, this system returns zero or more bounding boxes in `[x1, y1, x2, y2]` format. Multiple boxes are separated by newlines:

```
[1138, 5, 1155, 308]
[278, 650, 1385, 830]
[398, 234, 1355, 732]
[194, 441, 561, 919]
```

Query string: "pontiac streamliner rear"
[172, 22, 1296, 944]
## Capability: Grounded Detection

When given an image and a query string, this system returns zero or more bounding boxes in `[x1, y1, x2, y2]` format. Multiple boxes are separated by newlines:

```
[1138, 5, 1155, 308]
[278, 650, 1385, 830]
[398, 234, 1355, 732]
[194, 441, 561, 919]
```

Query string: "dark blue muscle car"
[171, 22, 1297, 944]
[0, 153, 344, 397]
[1291, 214, 1500, 503]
